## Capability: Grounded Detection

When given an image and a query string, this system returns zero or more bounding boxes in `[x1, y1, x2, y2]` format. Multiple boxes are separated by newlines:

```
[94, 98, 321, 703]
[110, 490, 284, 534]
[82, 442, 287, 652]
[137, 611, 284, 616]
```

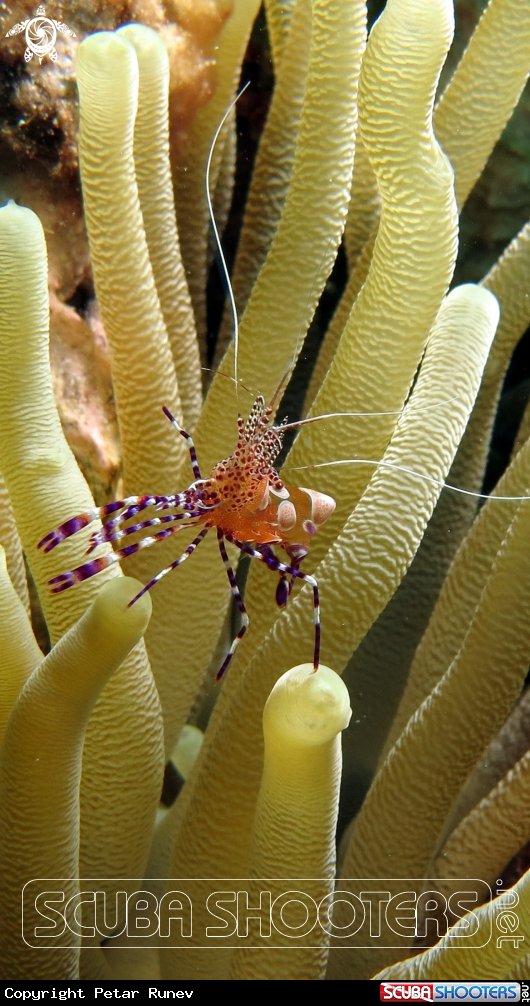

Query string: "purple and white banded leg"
[162, 406, 202, 481]
[225, 534, 321, 671]
[37, 494, 188, 554]
[216, 529, 249, 681]
[127, 526, 210, 605]
[86, 510, 203, 553]
[48, 520, 203, 593]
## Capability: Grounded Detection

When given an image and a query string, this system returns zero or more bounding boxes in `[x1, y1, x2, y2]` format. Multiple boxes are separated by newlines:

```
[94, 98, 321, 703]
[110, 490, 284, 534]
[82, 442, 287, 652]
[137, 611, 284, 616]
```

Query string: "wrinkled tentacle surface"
[0, 203, 164, 960]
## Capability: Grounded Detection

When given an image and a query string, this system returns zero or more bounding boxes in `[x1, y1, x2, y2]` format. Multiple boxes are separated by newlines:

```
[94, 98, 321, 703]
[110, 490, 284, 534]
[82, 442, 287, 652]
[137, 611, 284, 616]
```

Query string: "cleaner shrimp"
[37, 89, 530, 683]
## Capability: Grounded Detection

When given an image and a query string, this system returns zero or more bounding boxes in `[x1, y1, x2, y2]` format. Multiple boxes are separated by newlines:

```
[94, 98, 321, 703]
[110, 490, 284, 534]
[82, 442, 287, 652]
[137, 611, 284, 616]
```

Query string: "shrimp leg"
[216, 529, 250, 681]
[48, 521, 203, 593]
[127, 526, 210, 605]
[226, 534, 321, 671]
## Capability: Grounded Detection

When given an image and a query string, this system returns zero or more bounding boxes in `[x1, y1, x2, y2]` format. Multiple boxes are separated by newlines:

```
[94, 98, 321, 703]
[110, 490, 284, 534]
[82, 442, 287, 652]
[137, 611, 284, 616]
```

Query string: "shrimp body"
[38, 394, 335, 679]
[195, 395, 335, 550]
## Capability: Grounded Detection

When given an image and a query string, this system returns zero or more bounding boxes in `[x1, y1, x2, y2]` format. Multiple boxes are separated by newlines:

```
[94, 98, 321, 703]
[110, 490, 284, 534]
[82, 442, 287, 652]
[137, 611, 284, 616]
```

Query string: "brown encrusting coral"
[0, 0, 228, 181]
[0, 0, 232, 505]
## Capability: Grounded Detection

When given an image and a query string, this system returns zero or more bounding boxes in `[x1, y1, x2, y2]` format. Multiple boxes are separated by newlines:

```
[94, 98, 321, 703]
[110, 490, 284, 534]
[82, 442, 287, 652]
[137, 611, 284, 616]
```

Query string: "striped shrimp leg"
[48, 520, 203, 593]
[85, 510, 203, 553]
[126, 527, 210, 605]
[107, 493, 190, 526]
[226, 535, 321, 671]
[37, 495, 178, 554]
[216, 529, 250, 681]
[162, 406, 202, 481]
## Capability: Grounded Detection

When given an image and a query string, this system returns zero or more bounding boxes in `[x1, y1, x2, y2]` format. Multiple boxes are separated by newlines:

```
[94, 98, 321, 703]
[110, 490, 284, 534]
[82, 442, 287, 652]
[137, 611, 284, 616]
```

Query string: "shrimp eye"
[277, 500, 297, 532]
[299, 488, 336, 527]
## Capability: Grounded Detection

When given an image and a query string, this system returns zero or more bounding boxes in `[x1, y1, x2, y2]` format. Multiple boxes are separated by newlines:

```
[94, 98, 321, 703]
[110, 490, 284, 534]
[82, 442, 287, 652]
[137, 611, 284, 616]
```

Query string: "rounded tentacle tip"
[0, 200, 38, 227]
[117, 22, 167, 57]
[78, 29, 134, 64]
[90, 576, 152, 643]
[0, 201, 45, 261]
[263, 663, 352, 748]
[76, 27, 138, 97]
[446, 283, 500, 324]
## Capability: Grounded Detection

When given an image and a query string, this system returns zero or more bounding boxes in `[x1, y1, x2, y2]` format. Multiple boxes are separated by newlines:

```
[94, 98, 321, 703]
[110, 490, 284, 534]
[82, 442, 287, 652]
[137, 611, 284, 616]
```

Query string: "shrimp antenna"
[286, 458, 530, 503]
[205, 81, 251, 393]
[271, 396, 462, 433]
[200, 367, 254, 397]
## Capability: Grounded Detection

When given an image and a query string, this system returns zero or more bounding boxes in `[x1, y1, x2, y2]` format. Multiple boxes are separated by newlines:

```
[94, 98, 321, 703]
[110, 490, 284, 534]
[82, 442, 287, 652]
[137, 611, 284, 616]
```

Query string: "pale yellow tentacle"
[434, 748, 530, 897]
[303, 227, 376, 414]
[0, 578, 151, 981]
[0, 545, 42, 744]
[76, 32, 197, 750]
[340, 499, 530, 890]
[0, 201, 163, 912]
[379, 221, 530, 758]
[303, 136, 380, 410]
[76, 33, 185, 489]
[442, 220, 530, 518]
[239, 0, 458, 687]
[375, 873, 530, 981]
[311, 0, 530, 428]
[0, 471, 29, 613]
[214, 0, 312, 367]
[167, 284, 497, 896]
[343, 135, 379, 272]
[263, 0, 297, 68]
[339, 219, 530, 779]
[387, 431, 530, 753]
[434, 0, 530, 210]
[441, 687, 530, 845]
[512, 397, 530, 459]
[158, 0, 366, 755]
[313, 0, 530, 424]
[228, 665, 350, 981]
[117, 24, 201, 433]
[333, 487, 530, 976]
[210, 107, 236, 274]
[174, 0, 261, 336]
[283, 0, 458, 572]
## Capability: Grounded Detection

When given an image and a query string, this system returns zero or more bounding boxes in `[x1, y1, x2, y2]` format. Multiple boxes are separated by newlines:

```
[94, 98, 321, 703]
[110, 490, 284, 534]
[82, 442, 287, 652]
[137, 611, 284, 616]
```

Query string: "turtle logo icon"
[5, 5, 76, 64]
